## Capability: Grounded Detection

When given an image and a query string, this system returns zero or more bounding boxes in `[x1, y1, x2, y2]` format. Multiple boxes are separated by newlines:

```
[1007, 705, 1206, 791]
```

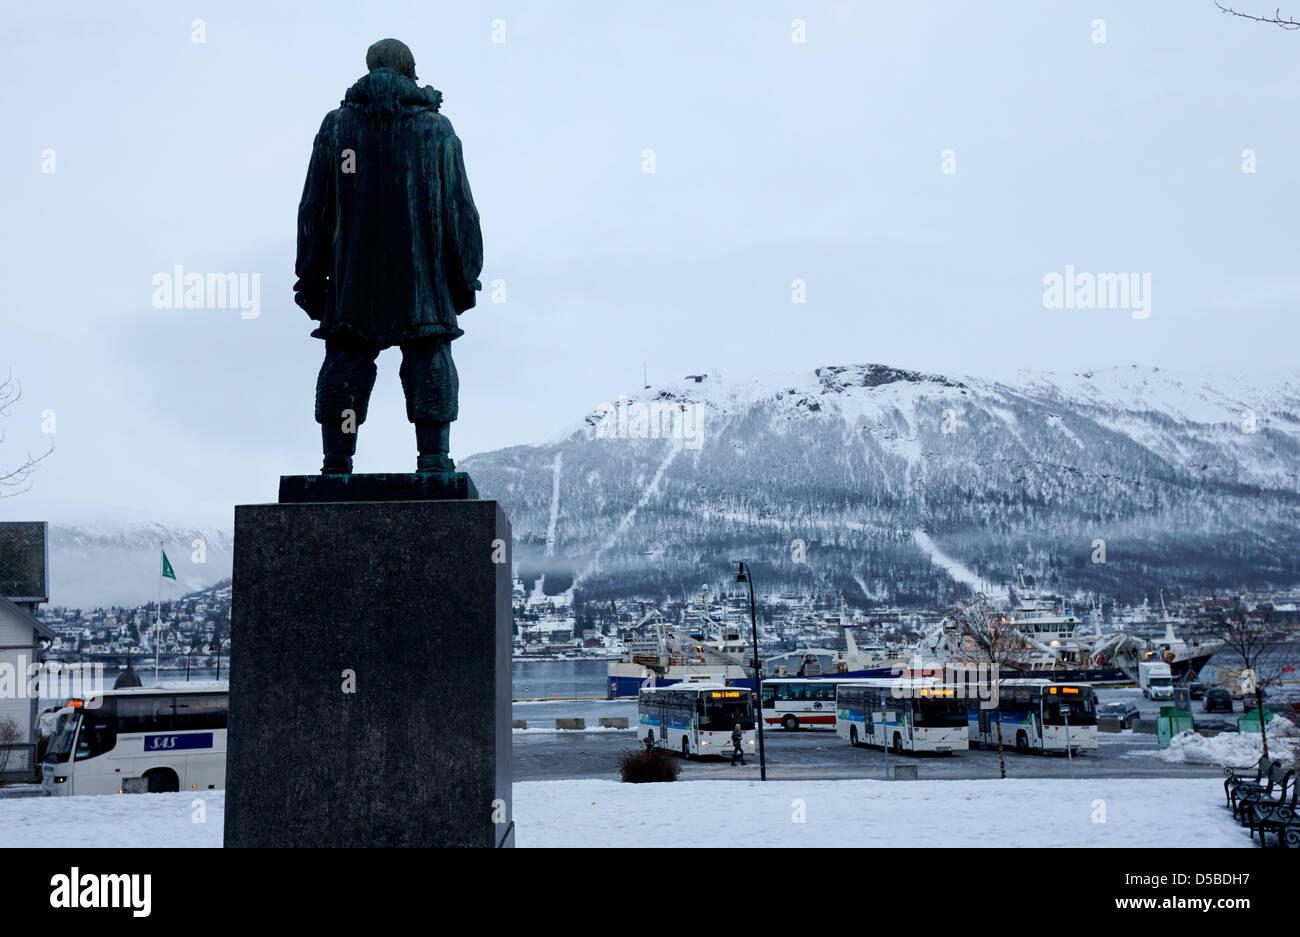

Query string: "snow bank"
[0, 791, 222, 848]
[513, 778, 1247, 848]
[1161, 716, 1300, 767]
[0, 778, 1249, 848]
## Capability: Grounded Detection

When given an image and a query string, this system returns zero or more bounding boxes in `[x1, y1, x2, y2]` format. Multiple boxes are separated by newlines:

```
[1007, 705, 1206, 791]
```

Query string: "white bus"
[637, 684, 756, 758]
[760, 678, 842, 730]
[41, 683, 228, 796]
[835, 679, 968, 754]
[968, 680, 1098, 754]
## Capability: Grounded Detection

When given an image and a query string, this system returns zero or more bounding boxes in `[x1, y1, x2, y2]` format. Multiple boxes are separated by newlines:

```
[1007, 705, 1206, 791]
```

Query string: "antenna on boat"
[1160, 589, 1177, 644]
[839, 593, 860, 657]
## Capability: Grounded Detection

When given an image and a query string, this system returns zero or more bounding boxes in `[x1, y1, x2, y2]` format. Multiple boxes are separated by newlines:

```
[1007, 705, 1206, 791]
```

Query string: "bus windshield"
[44, 712, 80, 764]
[914, 698, 968, 728]
[1042, 693, 1097, 726]
[701, 694, 754, 731]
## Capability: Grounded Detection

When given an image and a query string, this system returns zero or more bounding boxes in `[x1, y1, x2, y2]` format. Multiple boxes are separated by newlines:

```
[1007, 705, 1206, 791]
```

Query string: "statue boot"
[416, 421, 454, 474]
[321, 424, 357, 475]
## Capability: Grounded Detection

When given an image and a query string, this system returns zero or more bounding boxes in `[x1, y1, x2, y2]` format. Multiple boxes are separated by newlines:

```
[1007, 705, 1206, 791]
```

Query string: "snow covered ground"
[0, 777, 1250, 848]
[1161, 716, 1300, 766]
[513, 778, 1248, 847]
[0, 790, 224, 848]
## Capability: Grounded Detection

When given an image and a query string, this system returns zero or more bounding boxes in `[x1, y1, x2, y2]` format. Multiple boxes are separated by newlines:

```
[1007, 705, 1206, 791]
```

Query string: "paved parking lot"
[511, 687, 1229, 782]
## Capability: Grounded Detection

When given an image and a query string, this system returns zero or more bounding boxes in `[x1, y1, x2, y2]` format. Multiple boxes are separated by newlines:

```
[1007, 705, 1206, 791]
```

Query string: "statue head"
[366, 38, 419, 82]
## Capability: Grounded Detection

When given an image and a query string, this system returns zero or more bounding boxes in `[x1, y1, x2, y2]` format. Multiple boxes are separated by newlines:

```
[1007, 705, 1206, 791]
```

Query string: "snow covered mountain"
[42, 363, 1300, 610]
[460, 363, 1300, 607]
[47, 523, 233, 609]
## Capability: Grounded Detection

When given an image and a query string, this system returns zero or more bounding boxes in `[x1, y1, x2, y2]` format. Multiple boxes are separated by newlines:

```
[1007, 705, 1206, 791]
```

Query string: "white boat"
[1139, 592, 1222, 677]
[921, 566, 1134, 683]
[606, 593, 752, 698]
[762, 597, 910, 679]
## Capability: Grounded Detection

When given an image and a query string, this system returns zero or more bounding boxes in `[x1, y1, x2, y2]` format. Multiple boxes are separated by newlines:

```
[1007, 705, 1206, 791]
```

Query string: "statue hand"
[294, 291, 323, 320]
[292, 276, 327, 319]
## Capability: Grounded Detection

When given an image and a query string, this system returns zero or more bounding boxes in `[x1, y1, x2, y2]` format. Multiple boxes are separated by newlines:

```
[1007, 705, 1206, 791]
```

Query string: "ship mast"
[839, 594, 859, 657]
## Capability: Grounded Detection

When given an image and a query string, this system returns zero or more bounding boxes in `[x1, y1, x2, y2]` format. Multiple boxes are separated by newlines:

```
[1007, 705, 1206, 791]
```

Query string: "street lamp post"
[735, 562, 767, 781]
[1063, 704, 1074, 778]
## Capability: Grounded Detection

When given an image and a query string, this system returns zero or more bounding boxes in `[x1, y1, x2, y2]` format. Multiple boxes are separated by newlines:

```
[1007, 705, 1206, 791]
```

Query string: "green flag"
[161, 550, 176, 581]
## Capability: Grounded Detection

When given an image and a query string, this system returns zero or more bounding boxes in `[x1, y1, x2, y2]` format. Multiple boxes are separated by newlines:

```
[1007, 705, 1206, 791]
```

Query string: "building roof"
[0, 591, 54, 640]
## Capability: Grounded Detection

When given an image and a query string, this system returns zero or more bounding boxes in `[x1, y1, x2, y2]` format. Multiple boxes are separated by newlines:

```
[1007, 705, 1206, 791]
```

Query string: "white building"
[0, 593, 54, 781]
[0, 521, 51, 782]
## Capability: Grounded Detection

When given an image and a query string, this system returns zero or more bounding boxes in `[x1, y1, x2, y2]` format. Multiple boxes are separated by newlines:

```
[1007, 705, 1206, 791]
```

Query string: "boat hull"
[606, 663, 1131, 698]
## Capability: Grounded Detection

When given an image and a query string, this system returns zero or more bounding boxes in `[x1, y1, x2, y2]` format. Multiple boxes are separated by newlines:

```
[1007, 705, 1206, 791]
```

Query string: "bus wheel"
[850, 726, 859, 747]
[1016, 731, 1029, 755]
[782, 714, 799, 732]
[892, 733, 903, 754]
[681, 737, 691, 760]
[144, 769, 179, 793]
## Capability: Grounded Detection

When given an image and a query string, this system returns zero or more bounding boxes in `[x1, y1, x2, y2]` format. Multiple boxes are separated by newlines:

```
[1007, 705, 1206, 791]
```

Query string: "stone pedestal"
[223, 487, 512, 847]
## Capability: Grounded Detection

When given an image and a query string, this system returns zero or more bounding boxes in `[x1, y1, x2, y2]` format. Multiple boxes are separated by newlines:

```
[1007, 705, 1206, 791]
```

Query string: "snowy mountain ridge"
[47, 523, 234, 610]
[463, 362, 1300, 606]
[39, 362, 1300, 609]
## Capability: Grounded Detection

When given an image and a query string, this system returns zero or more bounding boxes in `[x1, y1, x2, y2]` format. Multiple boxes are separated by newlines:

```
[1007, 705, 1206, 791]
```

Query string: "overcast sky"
[2, 0, 1298, 528]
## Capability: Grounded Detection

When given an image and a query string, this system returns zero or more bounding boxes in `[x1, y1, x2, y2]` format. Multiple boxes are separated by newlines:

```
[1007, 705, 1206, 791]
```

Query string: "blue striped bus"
[835, 679, 968, 754]
[968, 680, 1098, 754]
[637, 685, 755, 758]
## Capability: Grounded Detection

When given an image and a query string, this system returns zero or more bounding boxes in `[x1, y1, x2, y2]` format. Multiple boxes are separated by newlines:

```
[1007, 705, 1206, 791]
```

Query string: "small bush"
[618, 746, 682, 783]
[0, 717, 21, 782]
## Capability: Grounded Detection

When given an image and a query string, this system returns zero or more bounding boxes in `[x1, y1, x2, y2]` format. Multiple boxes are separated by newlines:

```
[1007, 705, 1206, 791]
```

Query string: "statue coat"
[294, 68, 483, 348]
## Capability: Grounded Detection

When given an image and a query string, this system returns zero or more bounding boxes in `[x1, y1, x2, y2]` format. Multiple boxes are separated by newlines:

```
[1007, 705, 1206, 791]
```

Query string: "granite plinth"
[279, 472, 478, 503]
[224, 498, 512, 847]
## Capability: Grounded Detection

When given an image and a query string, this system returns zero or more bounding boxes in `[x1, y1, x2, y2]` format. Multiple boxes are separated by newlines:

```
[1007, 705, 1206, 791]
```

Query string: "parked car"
[1241, 687, 1275, 708]
[1186, 680, 1205, 700]
[1203, 688, 1233, 713]
[1241, 691, 1293, 714]
[1100, 700, 1141, 727]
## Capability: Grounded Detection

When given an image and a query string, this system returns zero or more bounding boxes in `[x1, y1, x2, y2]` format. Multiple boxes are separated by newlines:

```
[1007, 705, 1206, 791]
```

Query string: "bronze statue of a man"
[294, 38, 483, 475]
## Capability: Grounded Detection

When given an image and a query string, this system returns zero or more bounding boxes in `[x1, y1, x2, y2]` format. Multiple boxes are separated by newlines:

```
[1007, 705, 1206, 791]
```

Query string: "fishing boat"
[920, 566, 1133, 684]
[605, 594, 751, 698]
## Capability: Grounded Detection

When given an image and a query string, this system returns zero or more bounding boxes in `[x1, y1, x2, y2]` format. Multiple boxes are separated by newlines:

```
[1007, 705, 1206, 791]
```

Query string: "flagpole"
[156, 542, 162, 681]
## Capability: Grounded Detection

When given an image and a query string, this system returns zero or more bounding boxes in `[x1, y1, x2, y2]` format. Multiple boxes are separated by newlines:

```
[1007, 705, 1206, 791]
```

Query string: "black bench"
[1224, 755, 1278, 812]
[1233, 763, 1291, 824]
[1246, 769, 1299, 847]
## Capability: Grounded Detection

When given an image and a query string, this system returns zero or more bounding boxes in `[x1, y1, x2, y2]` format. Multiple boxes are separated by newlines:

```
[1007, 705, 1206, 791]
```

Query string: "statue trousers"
[314, 334, 459, 426]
